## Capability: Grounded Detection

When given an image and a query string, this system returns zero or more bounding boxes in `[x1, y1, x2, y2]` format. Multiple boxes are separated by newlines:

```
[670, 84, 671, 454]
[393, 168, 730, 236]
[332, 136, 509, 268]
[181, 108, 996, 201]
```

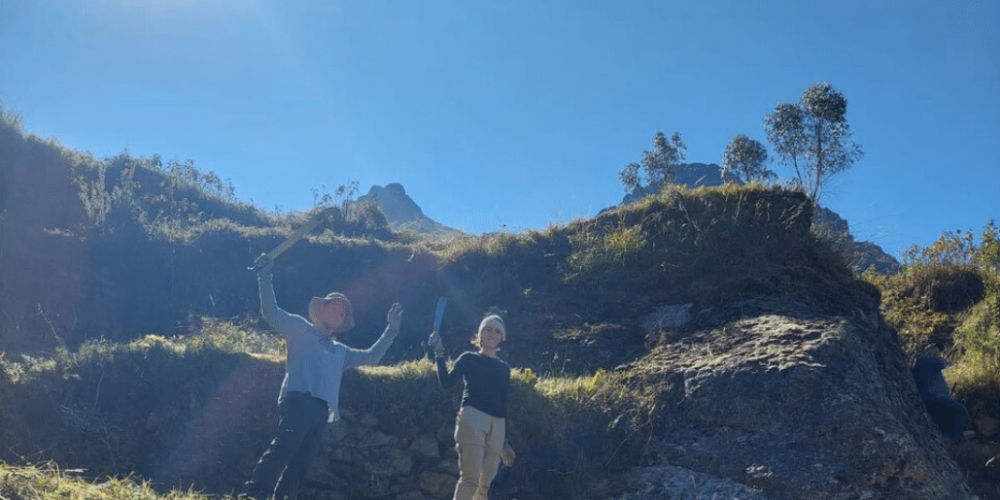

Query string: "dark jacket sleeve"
[436, 353, 466, 389]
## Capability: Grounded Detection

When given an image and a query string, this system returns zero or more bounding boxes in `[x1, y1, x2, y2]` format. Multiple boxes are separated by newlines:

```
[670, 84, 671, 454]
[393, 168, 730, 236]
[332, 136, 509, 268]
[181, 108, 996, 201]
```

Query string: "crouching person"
[913, 342, 968, 444]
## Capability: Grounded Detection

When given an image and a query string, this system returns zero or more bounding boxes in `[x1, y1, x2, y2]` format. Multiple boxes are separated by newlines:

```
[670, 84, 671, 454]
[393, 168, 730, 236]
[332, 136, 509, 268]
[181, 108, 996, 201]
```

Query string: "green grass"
[0, 321, 657, 499]
[950, 279, 1000, 402]
[0, 323, 287, 479]
[864, 220, 999, 408]
[0, 462, 235, 500]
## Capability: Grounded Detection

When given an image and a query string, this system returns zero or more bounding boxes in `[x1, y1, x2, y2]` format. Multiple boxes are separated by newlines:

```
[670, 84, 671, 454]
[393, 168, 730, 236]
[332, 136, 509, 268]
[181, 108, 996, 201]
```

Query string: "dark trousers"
[923, 395, 968, 444]
[245, 392, 329, 500]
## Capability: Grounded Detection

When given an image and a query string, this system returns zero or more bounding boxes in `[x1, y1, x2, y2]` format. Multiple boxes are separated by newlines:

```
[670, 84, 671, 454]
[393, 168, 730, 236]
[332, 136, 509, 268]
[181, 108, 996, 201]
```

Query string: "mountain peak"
[370, 182, 407, 196]
[358, 183, 463, 241]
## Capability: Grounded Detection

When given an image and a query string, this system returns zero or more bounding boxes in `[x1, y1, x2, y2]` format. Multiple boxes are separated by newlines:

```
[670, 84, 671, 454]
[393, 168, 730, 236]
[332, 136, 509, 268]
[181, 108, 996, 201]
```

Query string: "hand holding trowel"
[249, 206, 338, 271]
[428, 297, 448, 358]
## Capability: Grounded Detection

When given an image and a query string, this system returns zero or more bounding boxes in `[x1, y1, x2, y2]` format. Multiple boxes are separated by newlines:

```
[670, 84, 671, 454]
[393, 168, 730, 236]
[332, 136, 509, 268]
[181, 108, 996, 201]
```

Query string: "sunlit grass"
[1, 326, 656, 499]
[0, 462, 234, 500]
[950, 296, 1000, 400]
[864, 222, 999, 403]
[0, 361, 651, 500]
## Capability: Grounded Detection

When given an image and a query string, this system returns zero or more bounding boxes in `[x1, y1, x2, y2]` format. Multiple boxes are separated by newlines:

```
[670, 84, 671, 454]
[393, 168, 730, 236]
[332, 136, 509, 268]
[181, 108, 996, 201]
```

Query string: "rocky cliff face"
[813, 206, 901, 275]
[594, 297, 966, 500]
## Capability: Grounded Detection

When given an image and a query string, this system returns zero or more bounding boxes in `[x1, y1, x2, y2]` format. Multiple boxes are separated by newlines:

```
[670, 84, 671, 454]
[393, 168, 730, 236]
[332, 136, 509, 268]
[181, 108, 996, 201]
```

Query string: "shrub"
[566, 219, 650, 280]
[865, 221, 999, 396]
[950, 278, 1000, 396]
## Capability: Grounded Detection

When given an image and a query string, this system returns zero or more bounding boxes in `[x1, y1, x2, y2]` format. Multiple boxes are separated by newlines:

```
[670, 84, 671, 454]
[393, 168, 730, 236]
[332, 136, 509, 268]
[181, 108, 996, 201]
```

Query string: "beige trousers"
[453, 406, 506, 500]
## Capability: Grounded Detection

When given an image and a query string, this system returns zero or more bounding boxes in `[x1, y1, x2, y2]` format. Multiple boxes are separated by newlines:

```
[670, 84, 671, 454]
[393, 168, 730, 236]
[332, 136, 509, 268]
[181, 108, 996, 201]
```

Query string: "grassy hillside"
[2, 106, 997, 499]
[0, 317, 651, 498]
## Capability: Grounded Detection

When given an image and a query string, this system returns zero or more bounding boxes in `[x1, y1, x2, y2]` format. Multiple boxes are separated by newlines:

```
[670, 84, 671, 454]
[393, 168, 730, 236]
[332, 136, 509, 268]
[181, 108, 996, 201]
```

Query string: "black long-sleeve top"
[436, 351, 510, 419]
[913, 354, 951, 400]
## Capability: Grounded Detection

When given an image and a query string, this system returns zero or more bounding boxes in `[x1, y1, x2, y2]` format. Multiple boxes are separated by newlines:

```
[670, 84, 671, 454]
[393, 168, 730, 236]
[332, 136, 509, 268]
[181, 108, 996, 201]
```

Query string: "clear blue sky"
[1, 0, 997, 258]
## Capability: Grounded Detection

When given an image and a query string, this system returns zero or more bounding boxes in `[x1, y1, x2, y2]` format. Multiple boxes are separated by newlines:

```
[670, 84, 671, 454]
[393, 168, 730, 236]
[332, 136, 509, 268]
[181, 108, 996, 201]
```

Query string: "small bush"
[865, 221, 999, 405]
[951, 279, 1000, 396]
[566, 220, 650, 280]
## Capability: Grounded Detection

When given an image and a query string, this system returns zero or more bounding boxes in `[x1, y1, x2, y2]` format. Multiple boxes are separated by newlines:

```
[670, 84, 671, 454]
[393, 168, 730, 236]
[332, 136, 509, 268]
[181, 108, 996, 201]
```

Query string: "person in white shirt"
[244, 254, 403, 500]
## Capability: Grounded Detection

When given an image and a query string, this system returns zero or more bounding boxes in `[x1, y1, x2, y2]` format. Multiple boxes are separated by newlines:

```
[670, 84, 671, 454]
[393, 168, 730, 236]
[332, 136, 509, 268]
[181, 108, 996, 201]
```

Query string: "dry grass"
[864, 221, 1000, 450]
[0, 462, 234, 500]
[0, 323, 653, 499]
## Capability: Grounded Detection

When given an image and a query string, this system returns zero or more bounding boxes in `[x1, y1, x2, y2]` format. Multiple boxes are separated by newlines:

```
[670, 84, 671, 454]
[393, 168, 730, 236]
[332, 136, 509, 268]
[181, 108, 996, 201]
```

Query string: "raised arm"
[429, 331, 462, 388]
[344, 302, 403, 369]
[255, 254, 309, 335]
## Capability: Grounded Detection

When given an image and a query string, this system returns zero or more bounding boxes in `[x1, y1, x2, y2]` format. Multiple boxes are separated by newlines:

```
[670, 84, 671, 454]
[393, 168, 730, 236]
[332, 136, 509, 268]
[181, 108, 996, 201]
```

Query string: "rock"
[326, 419, 351, 444]
[599, 465, 778, 500]
[410, 433, 441, 459]
[303, 468, 350, 496]
[356, 445, 414, 477]
[975, 416, 999, 436]
[813, 206, 900, 275]
[356, 430, 395, 448]
[626, 301, 968, 500]
[436, 421, 456, 449]
[358, 411, 379, 428]
[641, 303, 693, 331]
[298, 489, 351, 500]
[395, 491, 427, 500]
[419, 470, 457, 499]
[436, 458, 460, 477]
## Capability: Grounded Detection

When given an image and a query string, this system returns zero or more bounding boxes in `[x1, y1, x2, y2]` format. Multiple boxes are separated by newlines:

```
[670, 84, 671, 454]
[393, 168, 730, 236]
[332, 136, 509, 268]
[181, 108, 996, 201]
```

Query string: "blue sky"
[1, 0, 997, 258]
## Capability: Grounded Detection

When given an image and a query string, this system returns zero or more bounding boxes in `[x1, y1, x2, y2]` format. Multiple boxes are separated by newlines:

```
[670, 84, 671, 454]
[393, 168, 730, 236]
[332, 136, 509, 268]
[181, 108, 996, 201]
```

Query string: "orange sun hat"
[308, 292, 355, 334]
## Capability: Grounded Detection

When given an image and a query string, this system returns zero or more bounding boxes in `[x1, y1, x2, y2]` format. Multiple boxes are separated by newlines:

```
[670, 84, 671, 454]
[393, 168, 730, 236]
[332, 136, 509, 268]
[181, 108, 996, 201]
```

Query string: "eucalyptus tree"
[620, 131, 687, 193]
[763, 82, 863, 202]
[722, 134, 774, 184]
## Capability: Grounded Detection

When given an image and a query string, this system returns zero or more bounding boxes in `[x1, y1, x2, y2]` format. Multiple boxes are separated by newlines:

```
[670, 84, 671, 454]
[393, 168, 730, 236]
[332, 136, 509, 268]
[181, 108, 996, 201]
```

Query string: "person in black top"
[429, 312, 511, 500]
[912, 342, 968, 444]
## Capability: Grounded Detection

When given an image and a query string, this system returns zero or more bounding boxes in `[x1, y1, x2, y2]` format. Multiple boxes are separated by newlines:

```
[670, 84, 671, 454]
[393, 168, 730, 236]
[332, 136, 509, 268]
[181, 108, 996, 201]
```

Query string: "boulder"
[621, 298, 969, 500]
[419, 470, 457, 499]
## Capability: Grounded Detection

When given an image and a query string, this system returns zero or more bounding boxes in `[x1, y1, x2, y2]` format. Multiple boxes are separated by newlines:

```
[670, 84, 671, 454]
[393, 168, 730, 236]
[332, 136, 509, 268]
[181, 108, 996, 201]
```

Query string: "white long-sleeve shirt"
[258, 272, 397, 421]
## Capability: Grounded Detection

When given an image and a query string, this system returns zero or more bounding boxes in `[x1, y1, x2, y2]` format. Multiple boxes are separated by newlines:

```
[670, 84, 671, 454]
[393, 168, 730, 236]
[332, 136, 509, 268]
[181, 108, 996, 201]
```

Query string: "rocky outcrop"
[617, 165, 901, 275]
[813, 206, 900, 275]
[606, 296, 969, 500]
[619, 162, 728, 206]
